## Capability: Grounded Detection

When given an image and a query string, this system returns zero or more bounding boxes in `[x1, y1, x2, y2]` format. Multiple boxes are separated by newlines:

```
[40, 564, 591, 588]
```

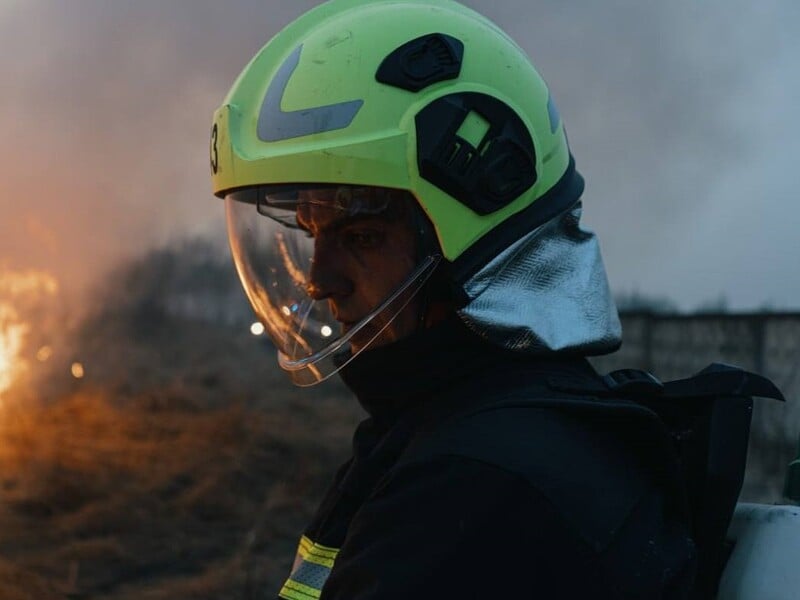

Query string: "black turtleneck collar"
[338, 317, 486, 421]
[338, 316, 594, 426]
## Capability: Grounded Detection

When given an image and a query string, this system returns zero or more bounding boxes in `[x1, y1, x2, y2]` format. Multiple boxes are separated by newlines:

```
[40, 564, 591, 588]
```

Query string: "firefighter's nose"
[306, 246, 353, 301]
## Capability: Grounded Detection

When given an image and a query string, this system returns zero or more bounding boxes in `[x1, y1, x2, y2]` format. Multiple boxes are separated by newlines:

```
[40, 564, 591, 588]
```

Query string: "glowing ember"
[250, 322, 265, 336]
[71, 362, 85, 379]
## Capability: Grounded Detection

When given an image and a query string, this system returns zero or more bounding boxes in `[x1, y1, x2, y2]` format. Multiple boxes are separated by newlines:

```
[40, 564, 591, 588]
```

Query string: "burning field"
[0, 246, 363, 599]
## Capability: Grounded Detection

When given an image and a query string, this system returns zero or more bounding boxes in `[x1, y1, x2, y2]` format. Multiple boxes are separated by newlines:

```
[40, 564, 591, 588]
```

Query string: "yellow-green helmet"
[212, 0, 618, 386]
[211, 0, 582, 273]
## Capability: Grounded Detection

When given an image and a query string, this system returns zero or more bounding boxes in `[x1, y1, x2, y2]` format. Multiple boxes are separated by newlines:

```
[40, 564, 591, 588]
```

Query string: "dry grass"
[4, 243, 790, 598]
[0, 315, 362, 598]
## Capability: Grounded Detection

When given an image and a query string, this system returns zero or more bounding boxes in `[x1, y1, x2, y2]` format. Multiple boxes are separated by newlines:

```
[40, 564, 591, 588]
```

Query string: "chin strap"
[408, 201, 445, 332]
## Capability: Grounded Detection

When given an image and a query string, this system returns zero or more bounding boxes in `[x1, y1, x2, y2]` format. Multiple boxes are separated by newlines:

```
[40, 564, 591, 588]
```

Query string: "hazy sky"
[1, 0, 798, 310]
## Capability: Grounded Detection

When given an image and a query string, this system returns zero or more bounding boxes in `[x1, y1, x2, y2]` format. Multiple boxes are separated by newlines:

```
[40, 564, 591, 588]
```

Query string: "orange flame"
[0, 268, 59, 398]
[0, 305, 28, 395]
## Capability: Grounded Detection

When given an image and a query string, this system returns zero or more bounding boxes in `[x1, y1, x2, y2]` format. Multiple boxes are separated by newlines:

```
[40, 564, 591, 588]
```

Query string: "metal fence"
[591, 312, 800, 503]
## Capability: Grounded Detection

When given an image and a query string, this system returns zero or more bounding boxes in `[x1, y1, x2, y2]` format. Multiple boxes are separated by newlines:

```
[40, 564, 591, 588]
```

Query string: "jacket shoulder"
[400, 399, 656, 551]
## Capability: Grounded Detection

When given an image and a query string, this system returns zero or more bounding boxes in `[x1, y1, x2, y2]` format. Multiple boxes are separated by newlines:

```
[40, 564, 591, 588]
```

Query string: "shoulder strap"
[548, 362, 785, 402]
[550, 362, 784, 599]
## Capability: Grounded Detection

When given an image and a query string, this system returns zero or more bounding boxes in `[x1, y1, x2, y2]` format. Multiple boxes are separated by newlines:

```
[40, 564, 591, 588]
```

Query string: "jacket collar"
[338, 316, 595, 426]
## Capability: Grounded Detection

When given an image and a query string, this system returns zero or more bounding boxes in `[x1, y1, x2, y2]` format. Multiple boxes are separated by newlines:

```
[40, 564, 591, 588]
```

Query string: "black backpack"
[550, 362, 785, 599]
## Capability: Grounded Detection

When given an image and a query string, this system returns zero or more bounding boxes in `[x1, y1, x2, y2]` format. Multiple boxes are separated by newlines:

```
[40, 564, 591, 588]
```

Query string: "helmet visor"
[225, 185, 441, 386]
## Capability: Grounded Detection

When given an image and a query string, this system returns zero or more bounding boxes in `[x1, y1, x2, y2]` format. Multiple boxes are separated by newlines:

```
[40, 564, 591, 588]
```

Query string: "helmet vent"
[376, 33, 464, 93]
[416, 93, 537, 215]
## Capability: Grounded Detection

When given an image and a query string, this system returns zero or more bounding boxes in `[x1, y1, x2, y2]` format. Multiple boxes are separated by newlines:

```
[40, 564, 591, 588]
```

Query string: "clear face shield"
[225, 185, 442, 386]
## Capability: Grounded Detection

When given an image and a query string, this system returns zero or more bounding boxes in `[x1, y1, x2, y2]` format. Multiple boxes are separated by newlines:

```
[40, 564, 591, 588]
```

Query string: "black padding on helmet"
[376, 33, 464, 92]
[415, 92, 537, 215]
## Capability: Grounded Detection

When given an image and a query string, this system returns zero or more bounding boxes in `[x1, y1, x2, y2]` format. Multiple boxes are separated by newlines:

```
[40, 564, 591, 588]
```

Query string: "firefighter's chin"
[343, 300, 424, 353]
[346, 319, 397, 354]
[345, 322, 376, 354]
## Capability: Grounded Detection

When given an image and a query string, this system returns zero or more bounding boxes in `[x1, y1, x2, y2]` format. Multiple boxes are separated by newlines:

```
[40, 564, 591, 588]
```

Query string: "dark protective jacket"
[277, 318, 696, 599]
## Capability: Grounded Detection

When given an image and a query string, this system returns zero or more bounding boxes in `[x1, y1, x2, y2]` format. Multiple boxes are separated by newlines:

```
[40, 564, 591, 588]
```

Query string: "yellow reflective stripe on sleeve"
[279, 536, 341, 600]
[299, 535, 339, 559]
[279, 578, 322, 600]
[297, 535, 338, 567]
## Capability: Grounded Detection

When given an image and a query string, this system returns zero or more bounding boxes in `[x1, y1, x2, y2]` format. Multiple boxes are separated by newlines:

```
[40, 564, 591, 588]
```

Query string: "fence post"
[643, 312, 654, 373]
[751, 315, 766, 375]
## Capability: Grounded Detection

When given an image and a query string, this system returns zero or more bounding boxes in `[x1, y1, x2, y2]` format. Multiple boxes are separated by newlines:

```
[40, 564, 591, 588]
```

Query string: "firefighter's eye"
[341, 228, 385, 250]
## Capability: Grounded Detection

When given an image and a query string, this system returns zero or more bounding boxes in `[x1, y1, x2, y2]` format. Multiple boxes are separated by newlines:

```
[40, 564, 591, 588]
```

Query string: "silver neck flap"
[457, 201, 622, 355]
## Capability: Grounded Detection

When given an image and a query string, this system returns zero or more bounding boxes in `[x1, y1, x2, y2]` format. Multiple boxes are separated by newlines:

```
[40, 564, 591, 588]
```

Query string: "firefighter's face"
[296, 201, 419, 352]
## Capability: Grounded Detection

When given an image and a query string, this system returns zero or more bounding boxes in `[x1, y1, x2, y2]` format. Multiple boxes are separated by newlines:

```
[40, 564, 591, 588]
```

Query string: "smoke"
[465, 0, 800, 309]
[0, 0, 316, 301]
[1, 0, 798, 310]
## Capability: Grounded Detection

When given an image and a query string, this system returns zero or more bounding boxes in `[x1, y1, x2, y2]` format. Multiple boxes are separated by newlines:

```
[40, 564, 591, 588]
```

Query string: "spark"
[250, 322, 265, 336]
[36, 345, 53, 362]
[320, 325, 333, 337]
[71, 362, 85, 379]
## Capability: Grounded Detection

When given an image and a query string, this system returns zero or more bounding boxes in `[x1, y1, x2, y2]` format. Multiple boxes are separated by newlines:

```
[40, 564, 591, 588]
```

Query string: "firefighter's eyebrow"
[296, 212, 384, 236]
[294, 210, 314, 234]
[295, 218, 312, 235]
[327, 214, 384, 232]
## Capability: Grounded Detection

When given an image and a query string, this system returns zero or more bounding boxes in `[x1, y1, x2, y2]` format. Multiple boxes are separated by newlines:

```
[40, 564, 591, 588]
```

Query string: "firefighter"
[211, 0, 696, 597]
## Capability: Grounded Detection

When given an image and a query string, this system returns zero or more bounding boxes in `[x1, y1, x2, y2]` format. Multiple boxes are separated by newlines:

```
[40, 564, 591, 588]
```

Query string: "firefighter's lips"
[338, 319, 374, 342]
[337, 318, 362, 335]
[333, 310, 381, 341]
[331, 308, 359, 333]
